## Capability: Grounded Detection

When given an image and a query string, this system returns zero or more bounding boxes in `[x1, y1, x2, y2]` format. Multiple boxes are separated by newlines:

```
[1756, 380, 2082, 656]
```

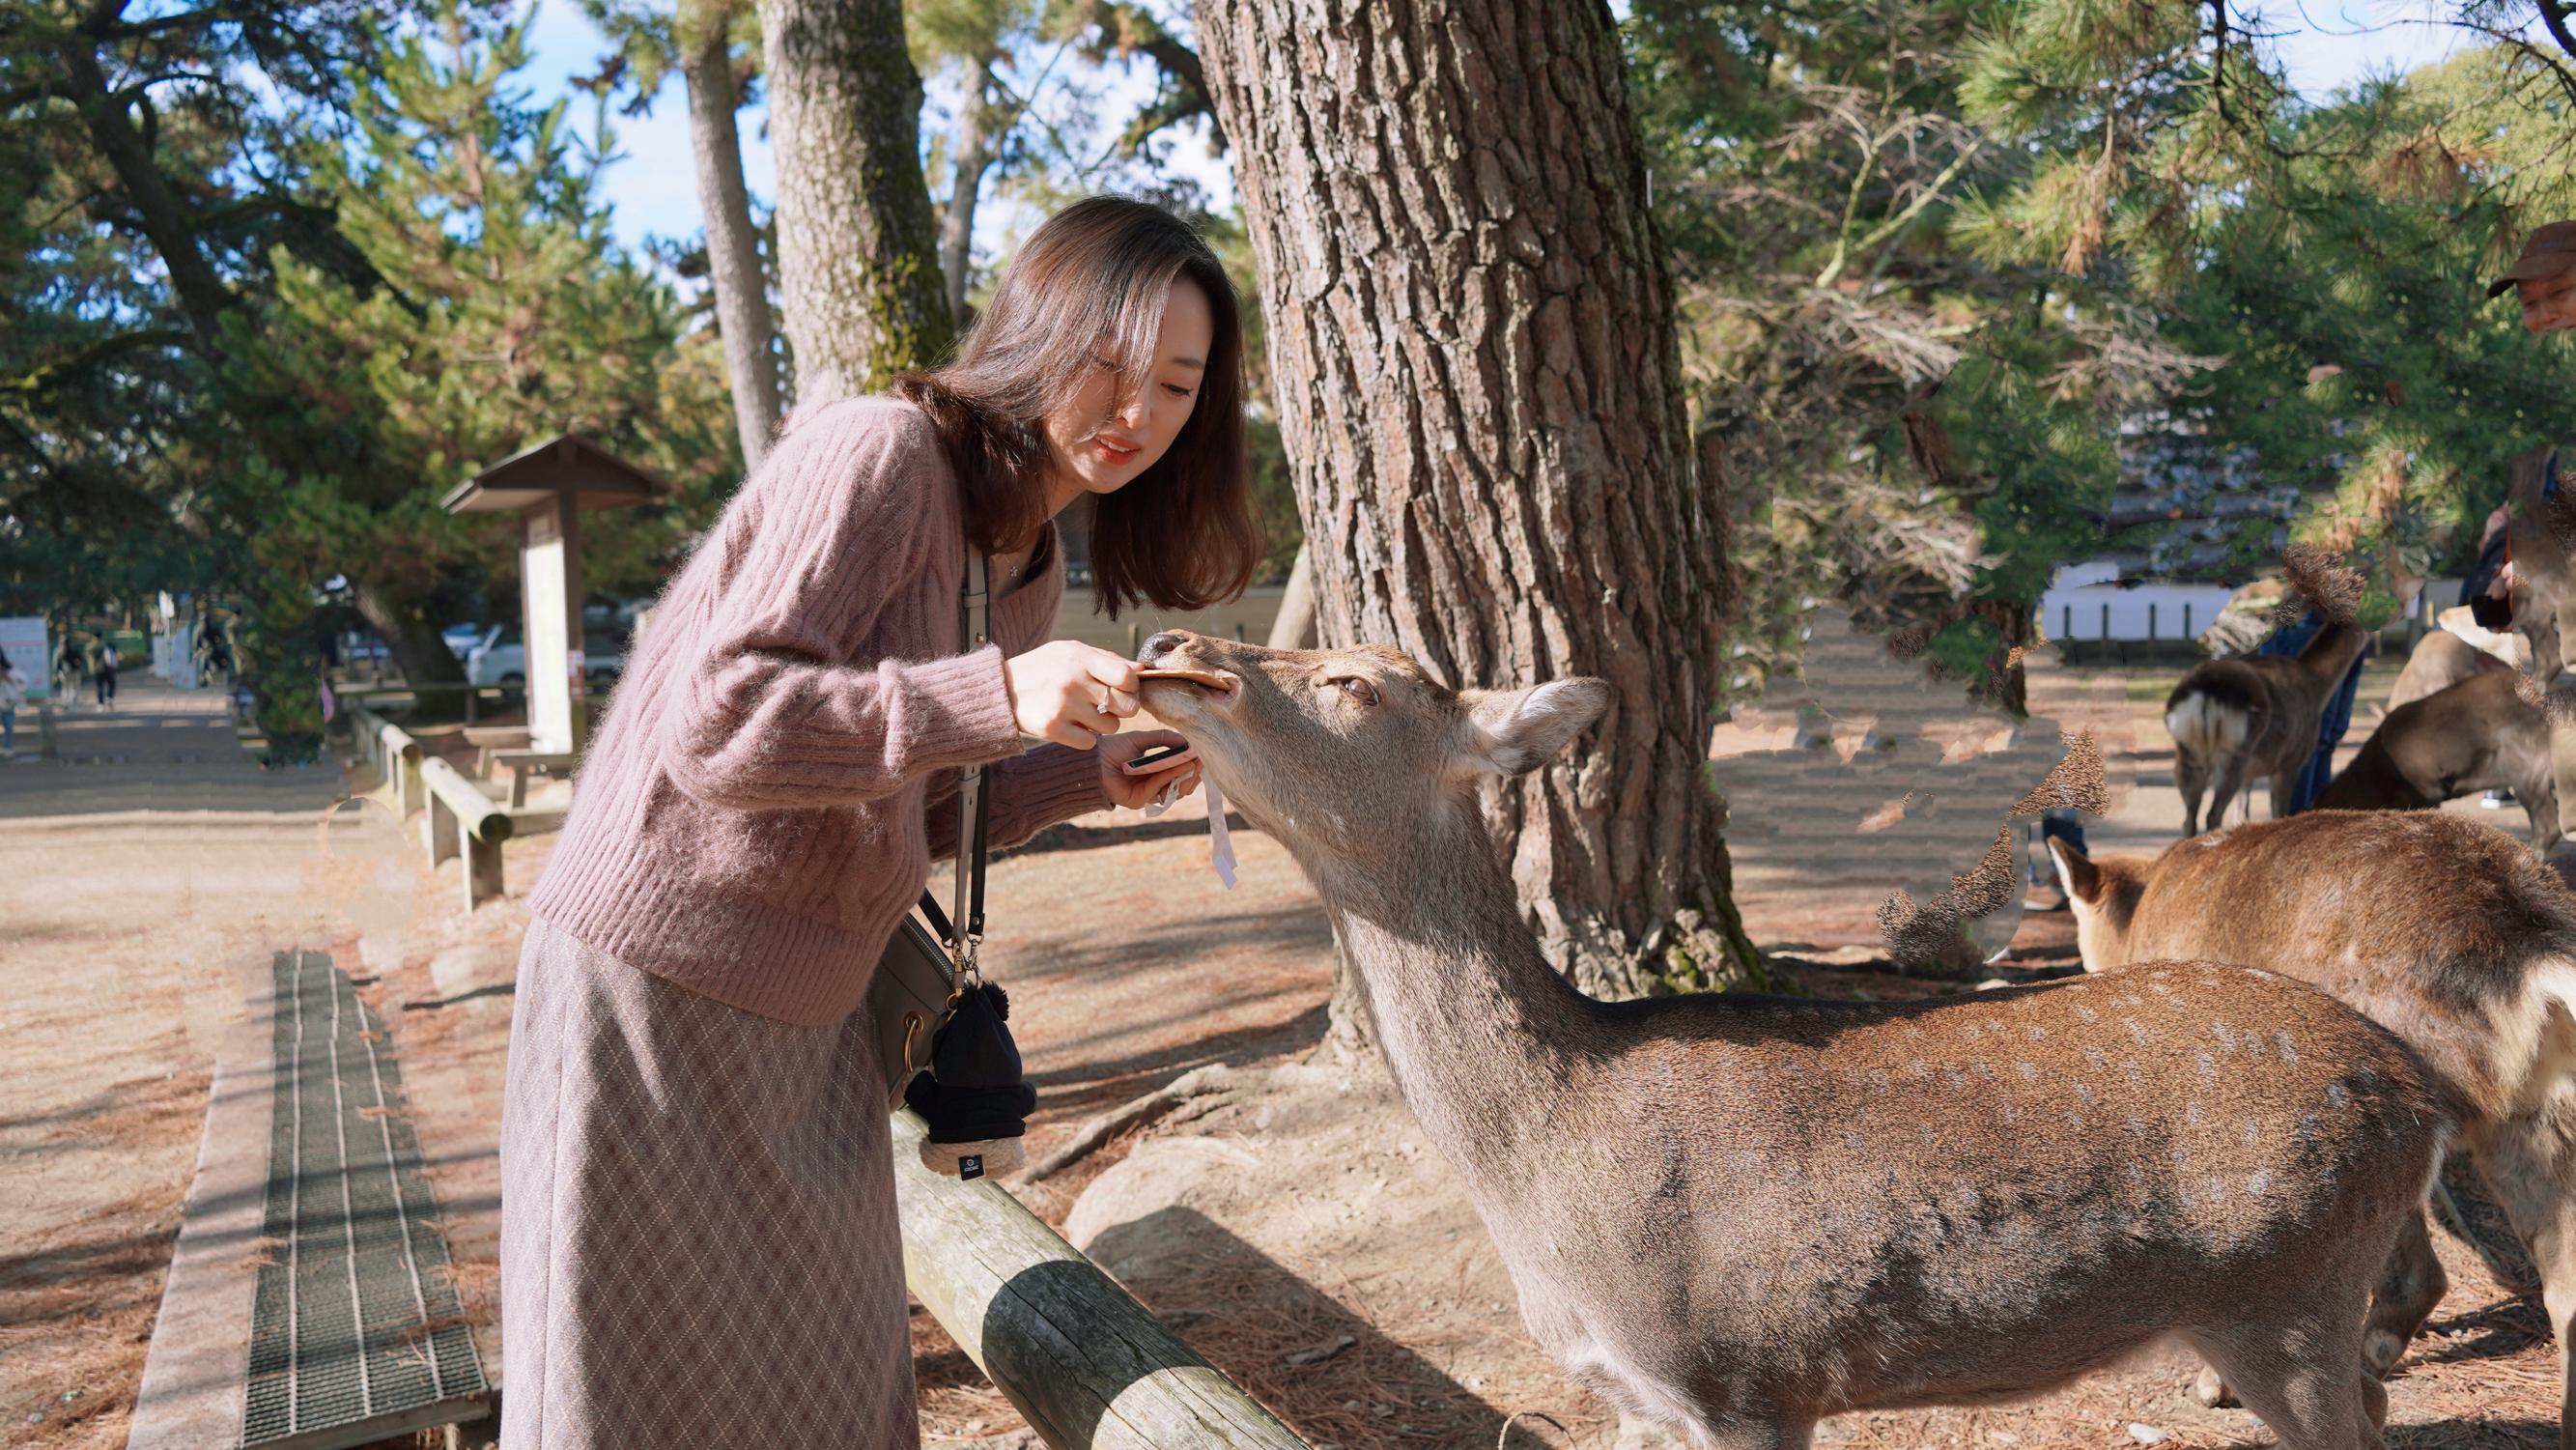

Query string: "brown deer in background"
[1143, 629, 2451, 1450]
[2050, 811, 2576, 1445]
[2168, 546, 2372, 836]
[2385, 628, 2511, 713]
[2315, 670, 2559, 852]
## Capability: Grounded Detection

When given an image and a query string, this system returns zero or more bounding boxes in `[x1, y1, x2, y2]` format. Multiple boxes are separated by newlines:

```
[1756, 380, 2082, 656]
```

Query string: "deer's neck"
[1297, 802, 1600, 1199]
[2294, 620, 2368, 683]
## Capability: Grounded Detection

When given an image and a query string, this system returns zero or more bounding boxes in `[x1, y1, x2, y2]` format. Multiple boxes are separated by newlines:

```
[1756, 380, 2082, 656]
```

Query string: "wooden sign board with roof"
[440, 436, 668, 753]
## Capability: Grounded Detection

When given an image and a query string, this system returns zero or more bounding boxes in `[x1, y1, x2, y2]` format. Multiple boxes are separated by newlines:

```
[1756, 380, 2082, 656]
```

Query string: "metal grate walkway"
[243, 951, 488, 1449]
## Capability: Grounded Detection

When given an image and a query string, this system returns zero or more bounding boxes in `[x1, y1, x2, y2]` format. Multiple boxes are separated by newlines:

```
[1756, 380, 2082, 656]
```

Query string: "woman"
[500, 196, 1258, 1449]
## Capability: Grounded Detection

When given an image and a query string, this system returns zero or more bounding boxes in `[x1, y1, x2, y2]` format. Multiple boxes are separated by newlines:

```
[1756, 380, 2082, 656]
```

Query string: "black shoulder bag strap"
[941, 546, 992, 979]
[903, 545, 1036, 1180]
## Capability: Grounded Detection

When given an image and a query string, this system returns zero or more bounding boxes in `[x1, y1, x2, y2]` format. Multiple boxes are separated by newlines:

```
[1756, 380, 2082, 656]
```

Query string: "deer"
[2047, 810, 2576, 1447]
[2168, 546, 2373, 836]
[2314, 670, 2559, 852]
[2386, 627, 2511, 713]
[1139, 629, 2453, 1450]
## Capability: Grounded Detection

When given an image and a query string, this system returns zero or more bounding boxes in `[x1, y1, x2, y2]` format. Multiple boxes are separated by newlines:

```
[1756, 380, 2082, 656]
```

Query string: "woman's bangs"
[1110, 260, 1183, 405]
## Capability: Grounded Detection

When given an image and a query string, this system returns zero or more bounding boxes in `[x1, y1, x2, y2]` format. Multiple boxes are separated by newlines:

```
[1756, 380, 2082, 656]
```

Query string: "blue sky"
[517, 1, 1231, 259]
[516, 0, 2493, 260]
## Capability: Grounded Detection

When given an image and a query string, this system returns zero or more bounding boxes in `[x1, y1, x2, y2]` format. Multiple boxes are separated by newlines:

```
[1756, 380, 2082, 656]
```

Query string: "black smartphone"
[1119, 742, 1197, 775]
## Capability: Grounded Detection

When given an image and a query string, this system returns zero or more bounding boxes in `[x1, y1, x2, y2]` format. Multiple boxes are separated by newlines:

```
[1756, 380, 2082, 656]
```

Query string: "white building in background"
[2038, 559, 2240, 644]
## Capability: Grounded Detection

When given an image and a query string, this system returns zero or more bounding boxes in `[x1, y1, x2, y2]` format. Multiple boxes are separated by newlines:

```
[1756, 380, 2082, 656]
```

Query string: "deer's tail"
[2166, 683, 2254, 767]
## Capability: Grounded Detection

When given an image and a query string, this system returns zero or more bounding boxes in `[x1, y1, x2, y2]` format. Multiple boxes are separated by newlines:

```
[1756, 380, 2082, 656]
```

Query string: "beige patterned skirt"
[499, 918, 917, 1450]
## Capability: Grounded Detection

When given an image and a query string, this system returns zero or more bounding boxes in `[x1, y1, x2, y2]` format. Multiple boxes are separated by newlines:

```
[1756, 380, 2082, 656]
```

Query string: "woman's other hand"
[1002, 640, 1143, 747]
[1096, 730, 1203, 810]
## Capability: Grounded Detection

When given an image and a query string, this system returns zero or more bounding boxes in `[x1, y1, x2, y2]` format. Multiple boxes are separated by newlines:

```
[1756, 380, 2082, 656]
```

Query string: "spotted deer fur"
[1141, 630, 2452, 1450]
[2052, 811, 2576, 1447]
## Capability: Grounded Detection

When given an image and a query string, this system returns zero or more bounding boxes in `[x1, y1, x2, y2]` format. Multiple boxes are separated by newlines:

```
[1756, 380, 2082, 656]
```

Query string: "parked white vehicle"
[465, 621, 624, 687]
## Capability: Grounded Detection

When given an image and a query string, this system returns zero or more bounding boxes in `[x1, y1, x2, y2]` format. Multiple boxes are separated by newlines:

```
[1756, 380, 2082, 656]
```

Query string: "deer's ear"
[2048, 838, 2103, 905]
[1458, 679, 1612, 777]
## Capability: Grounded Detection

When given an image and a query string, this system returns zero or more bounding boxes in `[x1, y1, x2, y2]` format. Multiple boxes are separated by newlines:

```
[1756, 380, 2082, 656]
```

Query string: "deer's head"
[2047, 838, 2150, 970]
[1135, 631, 1609, 865]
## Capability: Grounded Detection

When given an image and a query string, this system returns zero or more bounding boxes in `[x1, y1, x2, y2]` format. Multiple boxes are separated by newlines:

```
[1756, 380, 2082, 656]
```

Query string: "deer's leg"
[2176, 749, 2211, 837]
[1658, 1421, 1824, 1450]
[2472, 1115, 2576, 1450]
[2184, 1293, 2388, 1450]
[2363, 1208, 2448, 1377]
[2205, 750, 2255, 833]
[2271, 767, 2306, 820]
[2524, 757, 2563, 854]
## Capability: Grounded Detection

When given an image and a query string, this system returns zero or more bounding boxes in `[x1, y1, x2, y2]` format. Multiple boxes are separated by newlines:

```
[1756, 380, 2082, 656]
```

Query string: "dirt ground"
[2, 646, 2565, 1450]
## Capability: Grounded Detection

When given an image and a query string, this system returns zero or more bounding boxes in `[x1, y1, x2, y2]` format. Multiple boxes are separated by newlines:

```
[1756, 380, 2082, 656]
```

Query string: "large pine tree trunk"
[1200, 0, 1759, 1000]
[679, 0, 782, 469]
[759, 0, 954, 408]
[938, 59, 998, 329]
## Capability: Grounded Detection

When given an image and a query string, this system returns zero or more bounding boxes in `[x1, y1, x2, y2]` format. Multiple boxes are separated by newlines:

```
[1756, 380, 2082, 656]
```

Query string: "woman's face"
[1039, 277, 1214, 513]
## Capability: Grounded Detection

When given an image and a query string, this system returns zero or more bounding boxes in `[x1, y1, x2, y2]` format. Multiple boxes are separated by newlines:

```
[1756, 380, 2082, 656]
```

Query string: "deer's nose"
[1140, 631, 1190, 663]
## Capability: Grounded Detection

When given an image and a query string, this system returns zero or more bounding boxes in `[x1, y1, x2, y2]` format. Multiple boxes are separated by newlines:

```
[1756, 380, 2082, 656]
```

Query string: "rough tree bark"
[678, 0, 782, 469]
[1201, 0, 1760, 1000]
[938, 57, 1000, 329]
[759, 0, 954, 408]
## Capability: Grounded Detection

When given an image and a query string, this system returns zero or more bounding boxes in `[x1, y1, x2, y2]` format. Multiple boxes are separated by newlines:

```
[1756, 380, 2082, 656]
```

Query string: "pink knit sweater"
[527, 397, 1109, 1026]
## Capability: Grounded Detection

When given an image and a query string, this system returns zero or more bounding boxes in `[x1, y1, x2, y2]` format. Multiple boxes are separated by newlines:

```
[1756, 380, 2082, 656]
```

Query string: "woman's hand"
[1002, 640, 1143, 747]
[1096, 730, 1203, 810]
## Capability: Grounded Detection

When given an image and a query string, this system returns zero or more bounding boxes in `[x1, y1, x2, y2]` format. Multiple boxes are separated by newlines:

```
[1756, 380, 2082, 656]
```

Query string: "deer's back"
[1520, 963, 2447, 1415]
[2394, 669, 2547, 766]
[2167, 657, 2314, 757]
[2124, 811, 2576, 1121]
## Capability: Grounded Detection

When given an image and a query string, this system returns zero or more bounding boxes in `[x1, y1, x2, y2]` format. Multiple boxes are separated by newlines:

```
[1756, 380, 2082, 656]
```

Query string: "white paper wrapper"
[1204, 778, 1237, 889]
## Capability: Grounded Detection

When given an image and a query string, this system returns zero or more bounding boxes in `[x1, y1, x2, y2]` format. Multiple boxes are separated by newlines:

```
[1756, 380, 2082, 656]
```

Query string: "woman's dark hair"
[892, 195, 1259, 617]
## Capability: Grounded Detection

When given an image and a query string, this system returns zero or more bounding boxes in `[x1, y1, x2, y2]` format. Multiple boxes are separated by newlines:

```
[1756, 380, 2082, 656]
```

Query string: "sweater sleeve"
[661, 401, 1028, 811]
[923, 742, 1114, 860]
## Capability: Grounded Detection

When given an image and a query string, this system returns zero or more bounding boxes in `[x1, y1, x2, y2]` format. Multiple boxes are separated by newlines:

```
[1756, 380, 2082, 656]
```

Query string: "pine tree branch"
[0, 329, 191, 397]
[2538, 0, 2576, 65]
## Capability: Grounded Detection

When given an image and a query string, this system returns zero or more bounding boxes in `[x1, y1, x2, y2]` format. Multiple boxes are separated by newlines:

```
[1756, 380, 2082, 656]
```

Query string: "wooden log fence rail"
[419, 755, 512, 910]
[346, 704, 426, 819]
[892, 1110, 1313, 1450]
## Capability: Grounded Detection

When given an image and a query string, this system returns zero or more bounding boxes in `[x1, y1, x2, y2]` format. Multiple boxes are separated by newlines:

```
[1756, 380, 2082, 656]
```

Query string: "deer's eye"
[1335, 676, 1379, 707]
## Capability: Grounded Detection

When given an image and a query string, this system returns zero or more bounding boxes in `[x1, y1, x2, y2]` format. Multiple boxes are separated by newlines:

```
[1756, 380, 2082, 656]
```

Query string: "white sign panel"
[0, 616, 49, 700]
[524, 536, 572, 752]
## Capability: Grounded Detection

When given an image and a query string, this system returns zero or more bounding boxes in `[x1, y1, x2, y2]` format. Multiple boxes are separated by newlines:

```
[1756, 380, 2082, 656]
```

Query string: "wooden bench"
[485, 749, 576, 807]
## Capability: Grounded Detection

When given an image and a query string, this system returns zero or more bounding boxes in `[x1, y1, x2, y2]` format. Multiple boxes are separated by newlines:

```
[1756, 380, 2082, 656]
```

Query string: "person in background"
[2492, 220, 2576, 331]
[93, 638, 117, 707]
[2026, 808, 2087, 910]
[2477, 225, 2576, 823]
[2462, 502, 2513, 627]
